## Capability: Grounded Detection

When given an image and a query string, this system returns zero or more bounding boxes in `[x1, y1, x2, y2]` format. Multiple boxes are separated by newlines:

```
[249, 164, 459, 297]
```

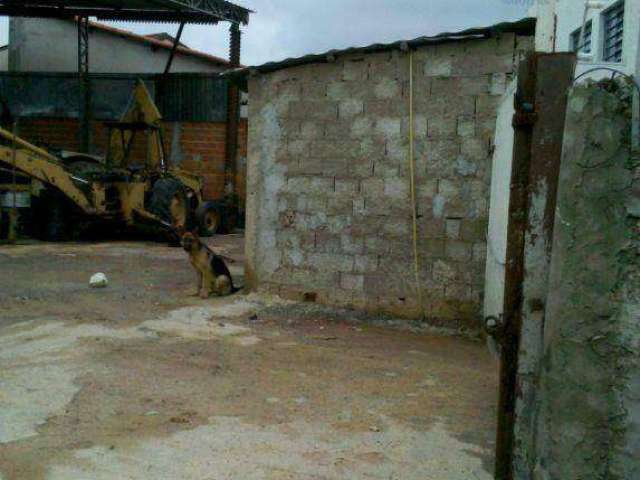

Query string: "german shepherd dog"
[180, 231, 236, 299]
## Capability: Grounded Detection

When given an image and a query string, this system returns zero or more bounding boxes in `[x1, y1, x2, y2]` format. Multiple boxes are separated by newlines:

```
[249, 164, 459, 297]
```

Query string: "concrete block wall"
[246, 33, 533, 328]
[17, 117, 248, 202]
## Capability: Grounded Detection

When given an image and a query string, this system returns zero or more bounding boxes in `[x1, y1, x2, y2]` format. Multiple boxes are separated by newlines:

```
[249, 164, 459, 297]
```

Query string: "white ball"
[89, 273, 108, 288]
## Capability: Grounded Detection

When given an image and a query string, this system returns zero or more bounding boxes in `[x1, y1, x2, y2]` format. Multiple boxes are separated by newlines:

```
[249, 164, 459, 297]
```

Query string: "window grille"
[603, 1, 624, 63]
[571, 21, 593, 54]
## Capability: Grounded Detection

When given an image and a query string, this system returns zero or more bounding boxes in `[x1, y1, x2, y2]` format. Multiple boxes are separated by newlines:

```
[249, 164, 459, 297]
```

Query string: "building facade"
[7, 18, 229, 73]
[532, 0, 639, 78]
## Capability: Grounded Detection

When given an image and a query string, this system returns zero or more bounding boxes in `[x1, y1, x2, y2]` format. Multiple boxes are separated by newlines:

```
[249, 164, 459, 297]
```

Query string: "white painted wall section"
[8, 18, 226, 74]
[533, 0, 558, 52]
[483, 79, 517, 321]
[533, 0, 639, 78]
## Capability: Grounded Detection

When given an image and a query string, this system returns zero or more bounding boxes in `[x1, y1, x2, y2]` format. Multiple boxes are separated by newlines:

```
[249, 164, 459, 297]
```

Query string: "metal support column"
[164, 22, 185, 75]
[493, 54, 537, 480]
[7, 122, 18, 244]
[511, 53, 576, 479]
[78, 16, 91, 153]
[225, 22, 241, 195]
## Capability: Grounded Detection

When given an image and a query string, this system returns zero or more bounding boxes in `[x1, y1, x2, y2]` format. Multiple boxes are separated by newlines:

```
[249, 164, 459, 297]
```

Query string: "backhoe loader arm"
[0, 127, 96, 214]
[109, 80, 165, 170]
[124, 81, 163, 126]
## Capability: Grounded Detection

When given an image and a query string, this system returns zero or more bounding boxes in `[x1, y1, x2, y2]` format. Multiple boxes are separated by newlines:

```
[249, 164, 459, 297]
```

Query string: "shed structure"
[0, 0, 250, 174]
[239, 19, 535, 329]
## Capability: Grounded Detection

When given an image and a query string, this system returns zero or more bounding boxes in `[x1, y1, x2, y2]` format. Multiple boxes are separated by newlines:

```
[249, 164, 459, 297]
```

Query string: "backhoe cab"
[0, 80, 229, 241]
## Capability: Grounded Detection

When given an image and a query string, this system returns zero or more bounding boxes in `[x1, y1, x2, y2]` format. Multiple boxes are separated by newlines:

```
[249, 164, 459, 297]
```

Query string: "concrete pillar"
[532, 84, 640, 479]
[633, 20, 640, 151]
[534, 0, 557, 53]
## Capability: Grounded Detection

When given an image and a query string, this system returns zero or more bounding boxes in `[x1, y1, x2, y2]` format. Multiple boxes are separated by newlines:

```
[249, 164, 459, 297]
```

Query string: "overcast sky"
[0, 0, 532, 66]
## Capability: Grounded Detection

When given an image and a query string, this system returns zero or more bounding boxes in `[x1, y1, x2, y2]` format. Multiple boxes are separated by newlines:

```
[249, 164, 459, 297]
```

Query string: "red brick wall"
[17, 117, 247, 203]
[19, 118, 81, 151]
[163, 121, 228, 200]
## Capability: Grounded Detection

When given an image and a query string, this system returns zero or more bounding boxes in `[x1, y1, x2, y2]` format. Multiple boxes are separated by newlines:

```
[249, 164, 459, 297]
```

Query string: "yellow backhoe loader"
[0, 81, 225, 241]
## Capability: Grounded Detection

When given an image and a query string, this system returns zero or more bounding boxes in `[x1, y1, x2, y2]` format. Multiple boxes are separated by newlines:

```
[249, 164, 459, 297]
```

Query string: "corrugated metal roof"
[227, 17, 535, 78]
[0, 0, 251, 25]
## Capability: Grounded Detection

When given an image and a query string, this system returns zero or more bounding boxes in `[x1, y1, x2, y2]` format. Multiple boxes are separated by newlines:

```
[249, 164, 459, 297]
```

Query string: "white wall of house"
[484, 79, 517, 323]
[532, 0, 639, 79]
[8, 18, 226, 74]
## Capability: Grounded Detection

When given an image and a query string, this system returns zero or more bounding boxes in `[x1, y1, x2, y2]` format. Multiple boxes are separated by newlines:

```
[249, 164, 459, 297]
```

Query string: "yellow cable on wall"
[408, 50, 426, 321]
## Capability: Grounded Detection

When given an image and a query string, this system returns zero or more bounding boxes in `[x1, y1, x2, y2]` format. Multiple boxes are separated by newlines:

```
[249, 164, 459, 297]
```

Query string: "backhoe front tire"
[149, 178, 191, 229]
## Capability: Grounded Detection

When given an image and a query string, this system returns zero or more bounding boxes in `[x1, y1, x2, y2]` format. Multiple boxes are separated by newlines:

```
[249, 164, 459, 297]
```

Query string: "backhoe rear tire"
[149, 178, 191, 229]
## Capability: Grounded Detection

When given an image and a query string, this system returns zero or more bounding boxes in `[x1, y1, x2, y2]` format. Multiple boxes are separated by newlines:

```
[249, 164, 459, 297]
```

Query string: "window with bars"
[603, 1, 624, 63]
[571, 21, 593, 54]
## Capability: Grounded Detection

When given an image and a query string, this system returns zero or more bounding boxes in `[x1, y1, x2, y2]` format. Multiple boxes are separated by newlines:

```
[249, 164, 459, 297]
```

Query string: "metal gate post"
[512, 53, 577, 478]
[494, 53, 537, 480]
[493, 52, 576, 479]
[225, 22, 241, 195]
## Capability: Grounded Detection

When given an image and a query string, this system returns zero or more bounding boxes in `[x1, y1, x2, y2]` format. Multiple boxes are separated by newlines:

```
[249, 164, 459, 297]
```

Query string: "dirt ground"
[0, 235, 498, 480]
